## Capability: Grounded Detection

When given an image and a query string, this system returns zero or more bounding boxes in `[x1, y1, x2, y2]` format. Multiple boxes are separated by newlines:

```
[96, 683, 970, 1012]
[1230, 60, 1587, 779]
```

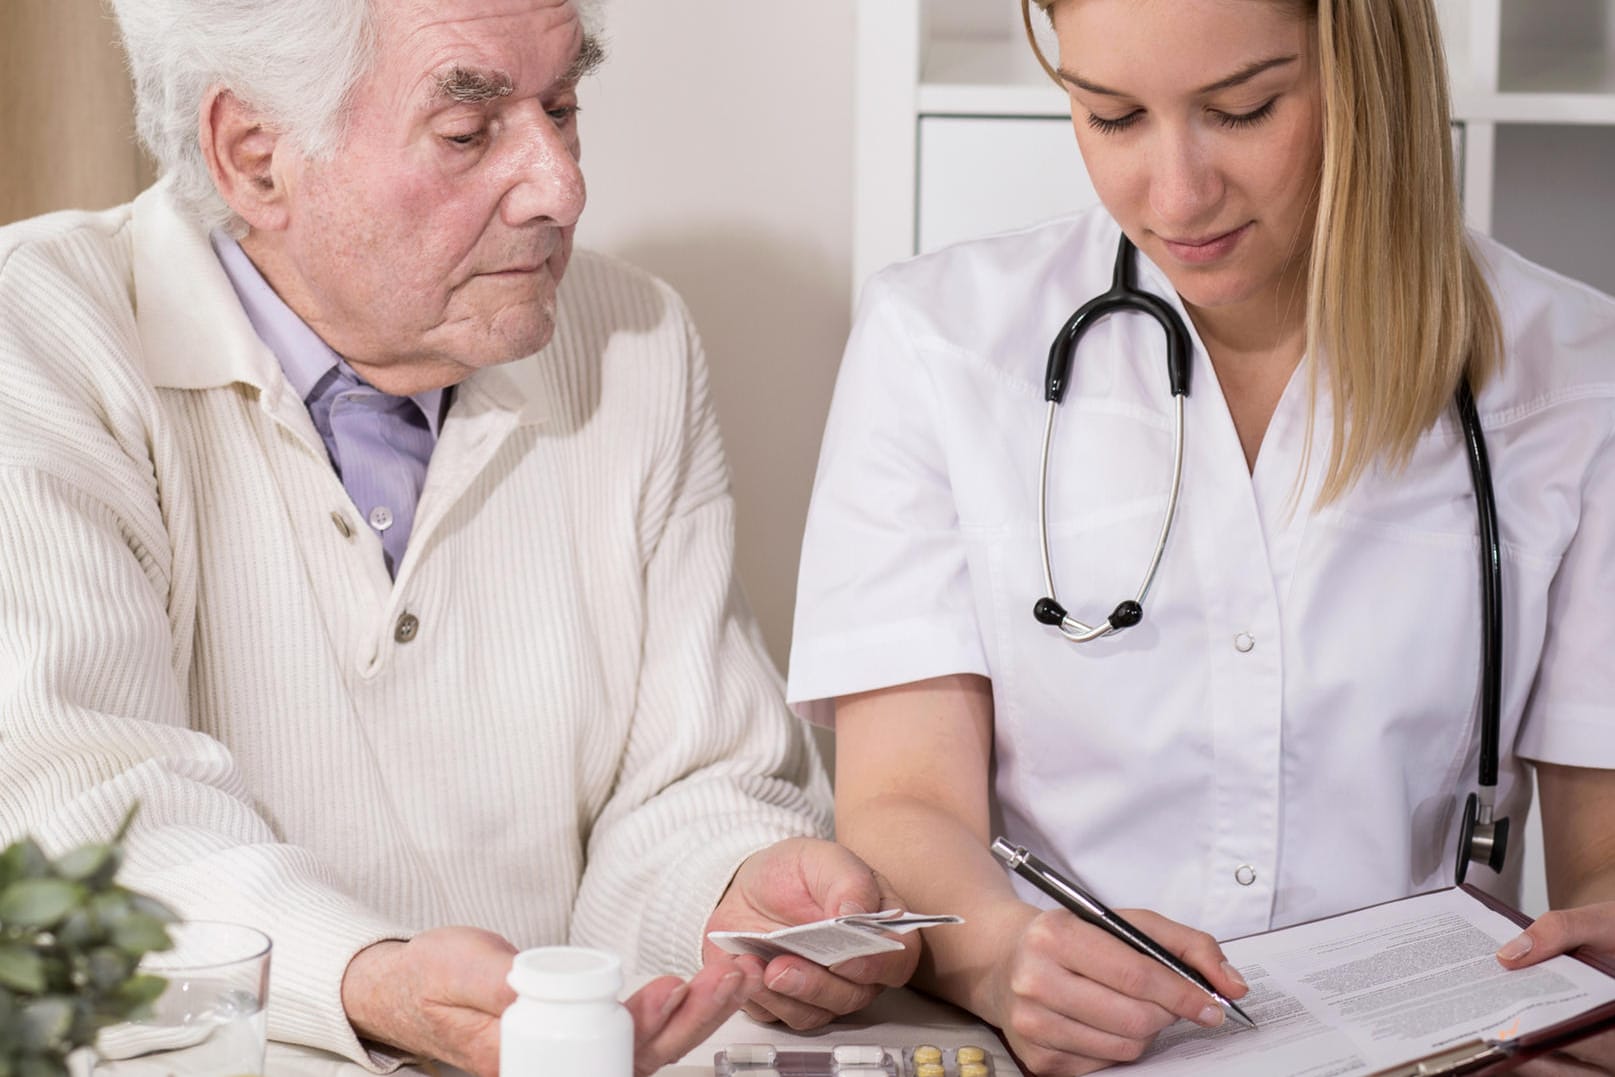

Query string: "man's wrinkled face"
[269, 0, 589, 387]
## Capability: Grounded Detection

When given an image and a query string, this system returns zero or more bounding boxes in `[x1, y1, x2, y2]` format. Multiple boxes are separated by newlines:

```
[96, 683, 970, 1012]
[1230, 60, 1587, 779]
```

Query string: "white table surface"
[264, 988, 1025, 1076]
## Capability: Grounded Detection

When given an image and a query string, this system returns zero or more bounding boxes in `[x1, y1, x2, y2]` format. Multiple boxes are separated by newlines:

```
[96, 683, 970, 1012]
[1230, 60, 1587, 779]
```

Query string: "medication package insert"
[707, 910, 964, 965]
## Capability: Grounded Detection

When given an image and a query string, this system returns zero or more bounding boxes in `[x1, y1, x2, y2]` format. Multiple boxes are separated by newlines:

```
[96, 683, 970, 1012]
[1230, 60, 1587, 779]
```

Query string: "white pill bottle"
[500, 946, 634, 1076]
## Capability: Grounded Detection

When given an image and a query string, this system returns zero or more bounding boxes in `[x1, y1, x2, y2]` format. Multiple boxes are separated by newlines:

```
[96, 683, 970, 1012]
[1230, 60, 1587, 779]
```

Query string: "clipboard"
[1364, 885, 1615, 1076]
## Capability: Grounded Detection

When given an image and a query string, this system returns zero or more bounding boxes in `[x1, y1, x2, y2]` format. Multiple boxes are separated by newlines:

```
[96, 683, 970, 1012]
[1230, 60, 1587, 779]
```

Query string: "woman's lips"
[1160, 222, 1252, 266]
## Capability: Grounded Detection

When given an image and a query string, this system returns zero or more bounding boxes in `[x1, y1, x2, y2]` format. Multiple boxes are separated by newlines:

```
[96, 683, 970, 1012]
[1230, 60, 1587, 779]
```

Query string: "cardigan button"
[331, 511, 354, 539]
[394, 613, 420, 644]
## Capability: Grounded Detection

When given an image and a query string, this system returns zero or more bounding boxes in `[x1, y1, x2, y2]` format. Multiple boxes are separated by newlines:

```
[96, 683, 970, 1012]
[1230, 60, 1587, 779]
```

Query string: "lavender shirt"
[212, 234, 444, 578]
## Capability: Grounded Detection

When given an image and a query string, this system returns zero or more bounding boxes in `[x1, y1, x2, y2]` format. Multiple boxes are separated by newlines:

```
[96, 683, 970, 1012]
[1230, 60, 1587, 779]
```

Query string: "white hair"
[109, 0, 607, 235]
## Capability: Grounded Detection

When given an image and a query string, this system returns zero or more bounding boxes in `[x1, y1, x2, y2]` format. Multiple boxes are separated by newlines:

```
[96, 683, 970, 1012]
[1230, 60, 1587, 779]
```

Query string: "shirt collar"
[209, 232, 446, 435]
[131, 179, 536, 428]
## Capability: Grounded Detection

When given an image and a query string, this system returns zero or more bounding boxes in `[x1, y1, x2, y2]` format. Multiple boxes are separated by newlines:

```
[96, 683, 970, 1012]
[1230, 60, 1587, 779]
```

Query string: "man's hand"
[341, 927, 766, 1077]
[704, 837, 922, 1030]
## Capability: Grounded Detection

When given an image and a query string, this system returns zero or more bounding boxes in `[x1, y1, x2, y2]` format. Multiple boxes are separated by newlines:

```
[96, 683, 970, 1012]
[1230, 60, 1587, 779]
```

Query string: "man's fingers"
[736, 985, 840, 1032]
[755, 957, 881, 1025]
[632, 958, 762, 1076]
[624, 975, 687, 1049]
[1498, 903, 1615, 969]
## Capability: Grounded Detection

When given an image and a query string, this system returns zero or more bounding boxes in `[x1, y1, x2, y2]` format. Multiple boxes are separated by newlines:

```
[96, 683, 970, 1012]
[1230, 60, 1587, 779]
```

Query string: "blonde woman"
[777, 0, 1615, 1071]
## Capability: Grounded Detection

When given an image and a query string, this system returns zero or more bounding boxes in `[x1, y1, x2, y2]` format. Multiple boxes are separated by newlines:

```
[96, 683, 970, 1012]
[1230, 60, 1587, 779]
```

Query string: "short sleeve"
[786, 274, 988, 726]
[1516, 414, 1615, 766]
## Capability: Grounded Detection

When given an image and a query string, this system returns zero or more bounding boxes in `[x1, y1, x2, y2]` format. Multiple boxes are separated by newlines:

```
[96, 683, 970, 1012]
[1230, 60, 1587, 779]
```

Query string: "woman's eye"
[1215, 99, 1278, 130]
[1086, 109, 1142, 135]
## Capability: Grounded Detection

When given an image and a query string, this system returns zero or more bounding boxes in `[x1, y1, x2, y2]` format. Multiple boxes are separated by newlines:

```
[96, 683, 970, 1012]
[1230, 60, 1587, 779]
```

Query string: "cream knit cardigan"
[0, 182, 832, 1067]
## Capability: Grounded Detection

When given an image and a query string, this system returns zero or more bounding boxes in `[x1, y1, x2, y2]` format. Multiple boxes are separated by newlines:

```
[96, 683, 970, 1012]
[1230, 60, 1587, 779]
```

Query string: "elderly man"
[0, 0, 913, 1073]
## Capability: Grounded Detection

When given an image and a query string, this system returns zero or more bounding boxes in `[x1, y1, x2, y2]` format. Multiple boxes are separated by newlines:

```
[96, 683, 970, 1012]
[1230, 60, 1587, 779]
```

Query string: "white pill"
[725, 1043, 778, 1064]
[832, 1045, 885, 1064]
[838, 1069, 888, 1077]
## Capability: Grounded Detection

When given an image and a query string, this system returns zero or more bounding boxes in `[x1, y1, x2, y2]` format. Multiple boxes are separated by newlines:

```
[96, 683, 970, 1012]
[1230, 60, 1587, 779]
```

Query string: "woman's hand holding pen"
[982, 903, 1249, 1076]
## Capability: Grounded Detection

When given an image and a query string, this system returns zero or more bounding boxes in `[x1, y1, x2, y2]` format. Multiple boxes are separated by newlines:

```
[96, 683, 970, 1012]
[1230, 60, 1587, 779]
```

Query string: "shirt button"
[369, 506, 395, 532]
[1235, 864, 1257, 886]
[394, 613, 419, 644]
[331, 511, 353, 539]
[1233, 632, 1255, 653]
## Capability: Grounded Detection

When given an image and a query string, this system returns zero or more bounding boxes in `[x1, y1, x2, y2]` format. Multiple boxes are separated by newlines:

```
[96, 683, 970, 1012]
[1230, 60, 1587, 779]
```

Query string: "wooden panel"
[0, 0, 151, 225]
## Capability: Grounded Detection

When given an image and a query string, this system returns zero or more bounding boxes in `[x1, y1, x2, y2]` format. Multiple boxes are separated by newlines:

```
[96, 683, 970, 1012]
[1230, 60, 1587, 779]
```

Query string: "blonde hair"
[1021, 0, 1502, 504]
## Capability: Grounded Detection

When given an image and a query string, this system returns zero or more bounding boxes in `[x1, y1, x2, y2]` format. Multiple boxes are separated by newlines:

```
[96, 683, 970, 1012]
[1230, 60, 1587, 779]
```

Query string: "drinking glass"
[94, 921, 272, 1077]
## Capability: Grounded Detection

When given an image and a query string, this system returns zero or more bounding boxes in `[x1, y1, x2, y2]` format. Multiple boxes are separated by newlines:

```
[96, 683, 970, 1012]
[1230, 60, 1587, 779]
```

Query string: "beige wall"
[575, 2, 857, 672]
[0, 0, 151, 224]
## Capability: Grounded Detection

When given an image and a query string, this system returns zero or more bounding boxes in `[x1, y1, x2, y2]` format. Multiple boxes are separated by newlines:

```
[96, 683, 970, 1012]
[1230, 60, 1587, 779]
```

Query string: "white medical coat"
[787, 208, 1615, 939]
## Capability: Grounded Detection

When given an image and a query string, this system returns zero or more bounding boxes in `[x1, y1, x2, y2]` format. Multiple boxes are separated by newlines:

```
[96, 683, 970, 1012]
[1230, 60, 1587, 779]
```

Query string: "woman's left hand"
[1498, 902, 1615, 1074]
[1496, 901, 1615, 968]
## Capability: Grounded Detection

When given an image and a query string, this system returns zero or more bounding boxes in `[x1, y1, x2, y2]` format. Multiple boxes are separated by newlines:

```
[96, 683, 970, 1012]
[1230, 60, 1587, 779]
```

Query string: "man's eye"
[1086, 109, 1142, 135]
[547, 105, 581, 125]
[443, 131, 485, 147]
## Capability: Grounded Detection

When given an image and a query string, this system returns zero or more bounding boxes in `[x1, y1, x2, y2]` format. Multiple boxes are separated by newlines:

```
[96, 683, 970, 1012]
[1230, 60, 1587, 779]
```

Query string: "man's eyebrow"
[429, 34, 606, 106]
[564, 33, 607, 85]
[434, 66, 515, 104]
[1059, 55, 1298, 98]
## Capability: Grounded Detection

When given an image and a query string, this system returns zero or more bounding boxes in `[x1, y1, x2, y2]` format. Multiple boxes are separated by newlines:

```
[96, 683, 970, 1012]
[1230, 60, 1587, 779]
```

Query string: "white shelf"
[919, 38, 1067, 117]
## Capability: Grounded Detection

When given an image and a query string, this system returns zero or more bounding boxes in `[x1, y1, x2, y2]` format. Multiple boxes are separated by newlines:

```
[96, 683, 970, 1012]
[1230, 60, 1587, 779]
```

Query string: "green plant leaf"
[0, 945, 46, 994]
[16, 1057, 67, 1077]
[0, 880, 85, 930]
[109, 914, 169, 956]
[0, 839, 49, 889]
[126, 894, 178, 925]
[84, 948, 133, 993]
[52, 845, 119, 888]
[111, 973, 166, 1014]
[17, 996, 73, 1052]
[52, 909, 97, 951]
[86, 890, 132, 928]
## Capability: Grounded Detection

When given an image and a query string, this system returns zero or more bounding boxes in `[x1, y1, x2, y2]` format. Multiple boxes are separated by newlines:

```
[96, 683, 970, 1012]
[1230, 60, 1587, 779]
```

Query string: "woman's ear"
[198, 87, 292, 232]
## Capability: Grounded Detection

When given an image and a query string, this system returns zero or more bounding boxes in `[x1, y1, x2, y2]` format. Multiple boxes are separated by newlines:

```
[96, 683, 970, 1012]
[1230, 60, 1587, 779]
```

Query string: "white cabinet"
[854, 0, 1615, 303]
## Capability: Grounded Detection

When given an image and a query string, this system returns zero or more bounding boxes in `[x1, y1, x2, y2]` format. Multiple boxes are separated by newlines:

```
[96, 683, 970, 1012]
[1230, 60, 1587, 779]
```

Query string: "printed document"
[1125, 887, 1615, 1076]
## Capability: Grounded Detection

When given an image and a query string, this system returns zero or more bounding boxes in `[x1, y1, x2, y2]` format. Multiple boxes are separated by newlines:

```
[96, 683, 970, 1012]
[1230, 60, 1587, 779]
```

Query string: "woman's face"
[1049, 0, 1323, 322]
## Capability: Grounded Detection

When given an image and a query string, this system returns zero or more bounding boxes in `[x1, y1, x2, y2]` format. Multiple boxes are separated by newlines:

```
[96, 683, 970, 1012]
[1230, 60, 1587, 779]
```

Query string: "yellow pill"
[957, 1045, 987, 1064]
[960, 1064, 990, 1077]
[912, 1045, 943, 1065]
[916, 1064, 946, 1077]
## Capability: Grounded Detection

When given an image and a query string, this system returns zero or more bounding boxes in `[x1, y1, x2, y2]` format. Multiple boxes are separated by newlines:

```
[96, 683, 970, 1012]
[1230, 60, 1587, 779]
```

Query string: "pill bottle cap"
[507, 946, 624, 1001]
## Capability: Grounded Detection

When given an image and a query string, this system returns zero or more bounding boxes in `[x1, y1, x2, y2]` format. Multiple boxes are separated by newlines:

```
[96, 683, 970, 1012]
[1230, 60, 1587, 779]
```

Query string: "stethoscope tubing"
[1033, 233, 1508, 880]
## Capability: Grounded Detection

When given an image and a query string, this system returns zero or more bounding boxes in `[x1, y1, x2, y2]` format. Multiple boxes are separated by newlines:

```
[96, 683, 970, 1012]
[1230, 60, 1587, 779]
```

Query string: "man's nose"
[501, 109, 586, 229]
[1149, 129, 1223, 233]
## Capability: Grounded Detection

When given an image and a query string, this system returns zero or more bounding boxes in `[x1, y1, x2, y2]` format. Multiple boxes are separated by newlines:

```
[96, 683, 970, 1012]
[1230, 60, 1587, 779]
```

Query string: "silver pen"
[990, 837, 1257, 1031]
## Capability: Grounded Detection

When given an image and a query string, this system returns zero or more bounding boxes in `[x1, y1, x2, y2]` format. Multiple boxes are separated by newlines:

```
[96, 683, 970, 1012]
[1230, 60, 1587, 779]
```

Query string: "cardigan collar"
[130, 178, 551, 426]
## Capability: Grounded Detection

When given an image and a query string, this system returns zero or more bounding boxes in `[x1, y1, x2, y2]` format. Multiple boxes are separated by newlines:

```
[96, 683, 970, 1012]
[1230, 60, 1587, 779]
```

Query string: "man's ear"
[199, 87, 293, 232]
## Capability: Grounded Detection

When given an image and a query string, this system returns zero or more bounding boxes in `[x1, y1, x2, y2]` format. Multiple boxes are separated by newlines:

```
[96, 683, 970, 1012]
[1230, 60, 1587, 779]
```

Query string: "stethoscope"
[1031, 234, 1510, 886]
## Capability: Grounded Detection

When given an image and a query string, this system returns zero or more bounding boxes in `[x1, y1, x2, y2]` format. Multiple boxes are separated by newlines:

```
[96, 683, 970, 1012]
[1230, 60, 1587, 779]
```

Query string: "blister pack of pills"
[903, 1043, 996, 1077]
[713, 1042, 996, 1077]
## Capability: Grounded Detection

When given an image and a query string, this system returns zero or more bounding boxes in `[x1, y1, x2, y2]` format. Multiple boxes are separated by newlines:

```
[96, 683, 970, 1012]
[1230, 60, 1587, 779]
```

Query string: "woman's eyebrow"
[1059, 54, 1298, 98]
